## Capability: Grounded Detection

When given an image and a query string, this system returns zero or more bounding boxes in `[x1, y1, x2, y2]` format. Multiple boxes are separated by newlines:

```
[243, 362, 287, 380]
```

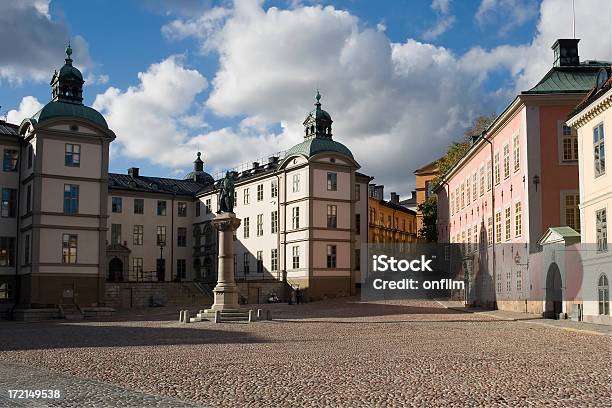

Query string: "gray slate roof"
[0, 122, 18, 137]
[108, 173, 204, 196]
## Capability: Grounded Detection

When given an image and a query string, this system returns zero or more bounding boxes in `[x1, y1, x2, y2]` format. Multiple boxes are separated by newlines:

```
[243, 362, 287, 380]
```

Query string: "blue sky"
[1, 0, 610, 194]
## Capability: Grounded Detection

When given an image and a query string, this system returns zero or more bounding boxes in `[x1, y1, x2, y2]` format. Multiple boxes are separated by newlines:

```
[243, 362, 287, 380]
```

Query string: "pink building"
[435, 39, 610, 313]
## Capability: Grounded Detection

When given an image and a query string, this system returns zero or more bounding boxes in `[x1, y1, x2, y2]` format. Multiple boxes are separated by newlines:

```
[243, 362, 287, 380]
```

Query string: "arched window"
[598, 274, 609, 315]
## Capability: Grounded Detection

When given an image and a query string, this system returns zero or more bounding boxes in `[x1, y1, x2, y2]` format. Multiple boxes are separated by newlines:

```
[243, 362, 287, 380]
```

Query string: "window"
[3, 149, 18, 172]
[598, 274, 609, 315]
[467, 227, 472, 253]
[156, 226, 167, 246]
[65, 144, 80, 167]
[292, 207, 300, 229]
[460, 182, 465, 208]
[110, 224, 121, 245]
[505, 207, 511, 241]
[515, 202, 522, 238]
[271, 249, 278, 271]
[157, 200, 167, 216]
[234, 191, 238, 208]
[133, 258, 143, 279]
[26, 185, 31, 213]
[355, 248, 361, 271]
[327, 245, 337, 268]
[479, 165, 485, 196]
[257, 251, 263, 273]
[495, 212, 502, 243]
[564, 193, 580, 232]
[27, 145, 33, 169]
[271, 180, 278, 198]
[195, 201, 201, 217]
[355, 183, 361, 201]
[472, 173, 477, 202]
[466, 180, 470, 207]
[487, 217, 493, 246]
[327, 205, 337, 228]
[177, 202, 187, 217]
[356, 213, 361, 233]
[596, 209, 607, 252]
[111, 197, 122, 213]
[0, 237, 15, 266]
[425, 181, 434, 198]
[24, 234, 30, 265]
[63, 184, 79, 214]
[494, 153, 500, 185]
[503, 144, 510, 180]
[271, 211, 278, 234]
[134, 198, 144, 214]
[513, 134, 521, 171]
[454, 187, 459, 212]
[497, 272, 502, 293]
[327, 172, 337, 191]
[450, 191, 455, 215]
[61, 234, 77, 264]
[473, 226, 478, 251]
[0, 283, 12, 299]
[561, 125, 578, 162]
[133, 225, 143, 245]
[506, 271, 512, 292]
[486, 159, 492, 191]
[177, 227, 187, 247]
[257, 214, 263, 236]
[205, 199, 211, 214]
[292, 246, 300, 269]
[516, 270, 522, 292]
[594, 122, 606, 177]
[177, 259, 186, 280]
[243, 253, 250, 274]
[257, 184, 264, 201]
[243, 217, 250, 238]
[244, 188, 250, 205]
[292, 174, 300, 192]
[1, 188, 16, 218]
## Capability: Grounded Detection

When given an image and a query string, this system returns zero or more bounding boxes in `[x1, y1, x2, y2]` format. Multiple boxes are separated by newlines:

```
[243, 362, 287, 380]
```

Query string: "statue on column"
[218, 171, 235, 213]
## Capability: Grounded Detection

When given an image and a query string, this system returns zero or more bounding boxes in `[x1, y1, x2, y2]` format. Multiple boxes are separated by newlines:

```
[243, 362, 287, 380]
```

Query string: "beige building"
[0, 49, 370, 317]
[567, 68, 612, 325]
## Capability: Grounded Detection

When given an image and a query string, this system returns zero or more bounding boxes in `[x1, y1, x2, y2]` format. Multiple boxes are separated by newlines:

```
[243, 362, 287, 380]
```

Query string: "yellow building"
[368, 185, 417, 244]
[413, 159, 439, 234]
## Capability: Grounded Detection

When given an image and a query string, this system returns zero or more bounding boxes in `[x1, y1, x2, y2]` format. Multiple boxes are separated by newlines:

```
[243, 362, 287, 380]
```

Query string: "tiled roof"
[108, 173, 205, 196]
[523, 62, 609, 94]
[285, 137, 353, 159]
[378, 199, 416, 215]
[568, 67, 612, 119]
[31, 101, 108, 128]
[0, 122, 19, 136]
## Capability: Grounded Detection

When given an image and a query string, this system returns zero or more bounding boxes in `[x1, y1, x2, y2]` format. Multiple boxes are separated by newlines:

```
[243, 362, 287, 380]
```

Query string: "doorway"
[545, 263, 562, 319]
[108, 258, 124, 282]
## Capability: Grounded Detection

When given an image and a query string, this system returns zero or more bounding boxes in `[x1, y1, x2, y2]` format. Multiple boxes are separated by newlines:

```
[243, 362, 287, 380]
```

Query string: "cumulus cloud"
[422, 0, 456, 40]
[475, 0, 539, 36]
[6, 96, 44, 124]
[0, 1, 95, 84]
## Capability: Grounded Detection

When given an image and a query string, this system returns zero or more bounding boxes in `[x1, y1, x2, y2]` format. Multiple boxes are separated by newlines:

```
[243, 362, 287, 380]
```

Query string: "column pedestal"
[210, 212, 241, 311]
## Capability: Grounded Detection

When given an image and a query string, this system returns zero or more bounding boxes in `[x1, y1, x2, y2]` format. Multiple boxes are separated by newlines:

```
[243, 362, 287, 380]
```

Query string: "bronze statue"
[218, 171, 235, 213]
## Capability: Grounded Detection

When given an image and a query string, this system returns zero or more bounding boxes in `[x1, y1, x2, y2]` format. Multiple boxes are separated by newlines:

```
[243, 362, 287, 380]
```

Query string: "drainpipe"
[481, 131, 497, 309]
[171, 195, 175, 282]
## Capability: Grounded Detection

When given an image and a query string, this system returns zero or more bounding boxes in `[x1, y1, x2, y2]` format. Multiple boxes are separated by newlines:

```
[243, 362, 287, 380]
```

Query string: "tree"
[417, 195, 437, 242]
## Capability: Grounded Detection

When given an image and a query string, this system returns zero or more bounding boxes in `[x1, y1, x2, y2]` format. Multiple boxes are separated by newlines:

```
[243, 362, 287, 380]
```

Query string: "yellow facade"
[368, 197, 417, 244]
[413, 160, 439, 233]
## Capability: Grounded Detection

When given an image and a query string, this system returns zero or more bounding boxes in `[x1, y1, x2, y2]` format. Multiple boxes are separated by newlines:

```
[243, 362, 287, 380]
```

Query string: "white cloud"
[93, 57, 209, 167]
[475, 0, 539, 36]
[422, 0, 455, 40]
[0, 2, 94, 84]
[6, 96, 43, 124]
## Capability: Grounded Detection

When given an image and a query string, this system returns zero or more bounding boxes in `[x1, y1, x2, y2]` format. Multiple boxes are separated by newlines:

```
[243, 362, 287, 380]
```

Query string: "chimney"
[128, 167, 139, 178]
[268, 156, 279, 164]
[552, 39, 580, 67]
[252, 162, 259, 169]
[390, 192, 399, 204]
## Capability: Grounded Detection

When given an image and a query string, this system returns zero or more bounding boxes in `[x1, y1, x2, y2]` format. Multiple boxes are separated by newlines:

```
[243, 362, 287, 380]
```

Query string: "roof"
[30, 101, 108, 129]
[356, 171, 373, 181]
[414, 158, 439, 174]
[108, 173, 204, 196]
[523, 62, 609, 94]
[377, 198, 416, 215]
[0, 122, 19, 136]
[538, 226, 581, 246]
[285, 136, 353, 159]
[568, 67, 612, 120]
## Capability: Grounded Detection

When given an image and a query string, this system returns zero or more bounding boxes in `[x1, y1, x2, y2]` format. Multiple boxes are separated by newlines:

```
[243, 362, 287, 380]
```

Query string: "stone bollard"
[184, 310, 191, 323]
[266, 309, 272, 321]
[179, 310, 185, 323]
[257, 309, 263, 321]
[248, 309, 255, 323]
[214, 310, 221, 324]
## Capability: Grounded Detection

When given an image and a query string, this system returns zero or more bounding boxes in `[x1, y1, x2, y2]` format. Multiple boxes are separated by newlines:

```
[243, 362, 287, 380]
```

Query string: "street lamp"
[158, 241, 165, 282]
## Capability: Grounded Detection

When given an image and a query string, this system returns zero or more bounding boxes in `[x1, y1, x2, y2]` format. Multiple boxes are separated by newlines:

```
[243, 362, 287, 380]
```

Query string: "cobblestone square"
[0, 299, 610, 407]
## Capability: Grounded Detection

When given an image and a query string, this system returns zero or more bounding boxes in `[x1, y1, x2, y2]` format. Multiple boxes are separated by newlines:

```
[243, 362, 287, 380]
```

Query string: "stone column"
[211, 212, 241, 311]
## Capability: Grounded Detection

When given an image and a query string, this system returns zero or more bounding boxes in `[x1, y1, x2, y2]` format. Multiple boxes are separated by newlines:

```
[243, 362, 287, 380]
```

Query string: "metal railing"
[211, 150, 286, 181]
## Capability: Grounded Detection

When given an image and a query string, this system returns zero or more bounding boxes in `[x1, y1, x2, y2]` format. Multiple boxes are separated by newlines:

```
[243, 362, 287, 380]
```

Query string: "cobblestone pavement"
[0, 298, 610, 408]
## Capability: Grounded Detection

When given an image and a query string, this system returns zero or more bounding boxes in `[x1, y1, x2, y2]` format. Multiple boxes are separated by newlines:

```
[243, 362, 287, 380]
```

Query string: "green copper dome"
[30, 101, 108, 129]
[285, 137, 353, 159]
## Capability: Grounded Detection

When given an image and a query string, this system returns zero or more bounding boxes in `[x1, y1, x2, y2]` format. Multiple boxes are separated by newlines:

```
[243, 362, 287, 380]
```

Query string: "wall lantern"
[532, 174, 540, 191]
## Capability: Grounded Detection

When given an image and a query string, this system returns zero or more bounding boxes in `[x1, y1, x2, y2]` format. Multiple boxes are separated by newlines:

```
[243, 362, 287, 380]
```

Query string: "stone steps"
[179, 308, 272, 324]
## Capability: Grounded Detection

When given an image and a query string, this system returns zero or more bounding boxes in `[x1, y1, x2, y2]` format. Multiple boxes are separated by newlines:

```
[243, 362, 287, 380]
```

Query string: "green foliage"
[417, 195, 438, 242]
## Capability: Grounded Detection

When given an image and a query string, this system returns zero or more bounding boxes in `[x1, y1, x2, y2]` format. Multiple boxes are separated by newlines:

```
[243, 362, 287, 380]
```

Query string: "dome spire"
[51, 42, 84, 104]
[65, 42, 73, 65]
[303, 90, 333, 139]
